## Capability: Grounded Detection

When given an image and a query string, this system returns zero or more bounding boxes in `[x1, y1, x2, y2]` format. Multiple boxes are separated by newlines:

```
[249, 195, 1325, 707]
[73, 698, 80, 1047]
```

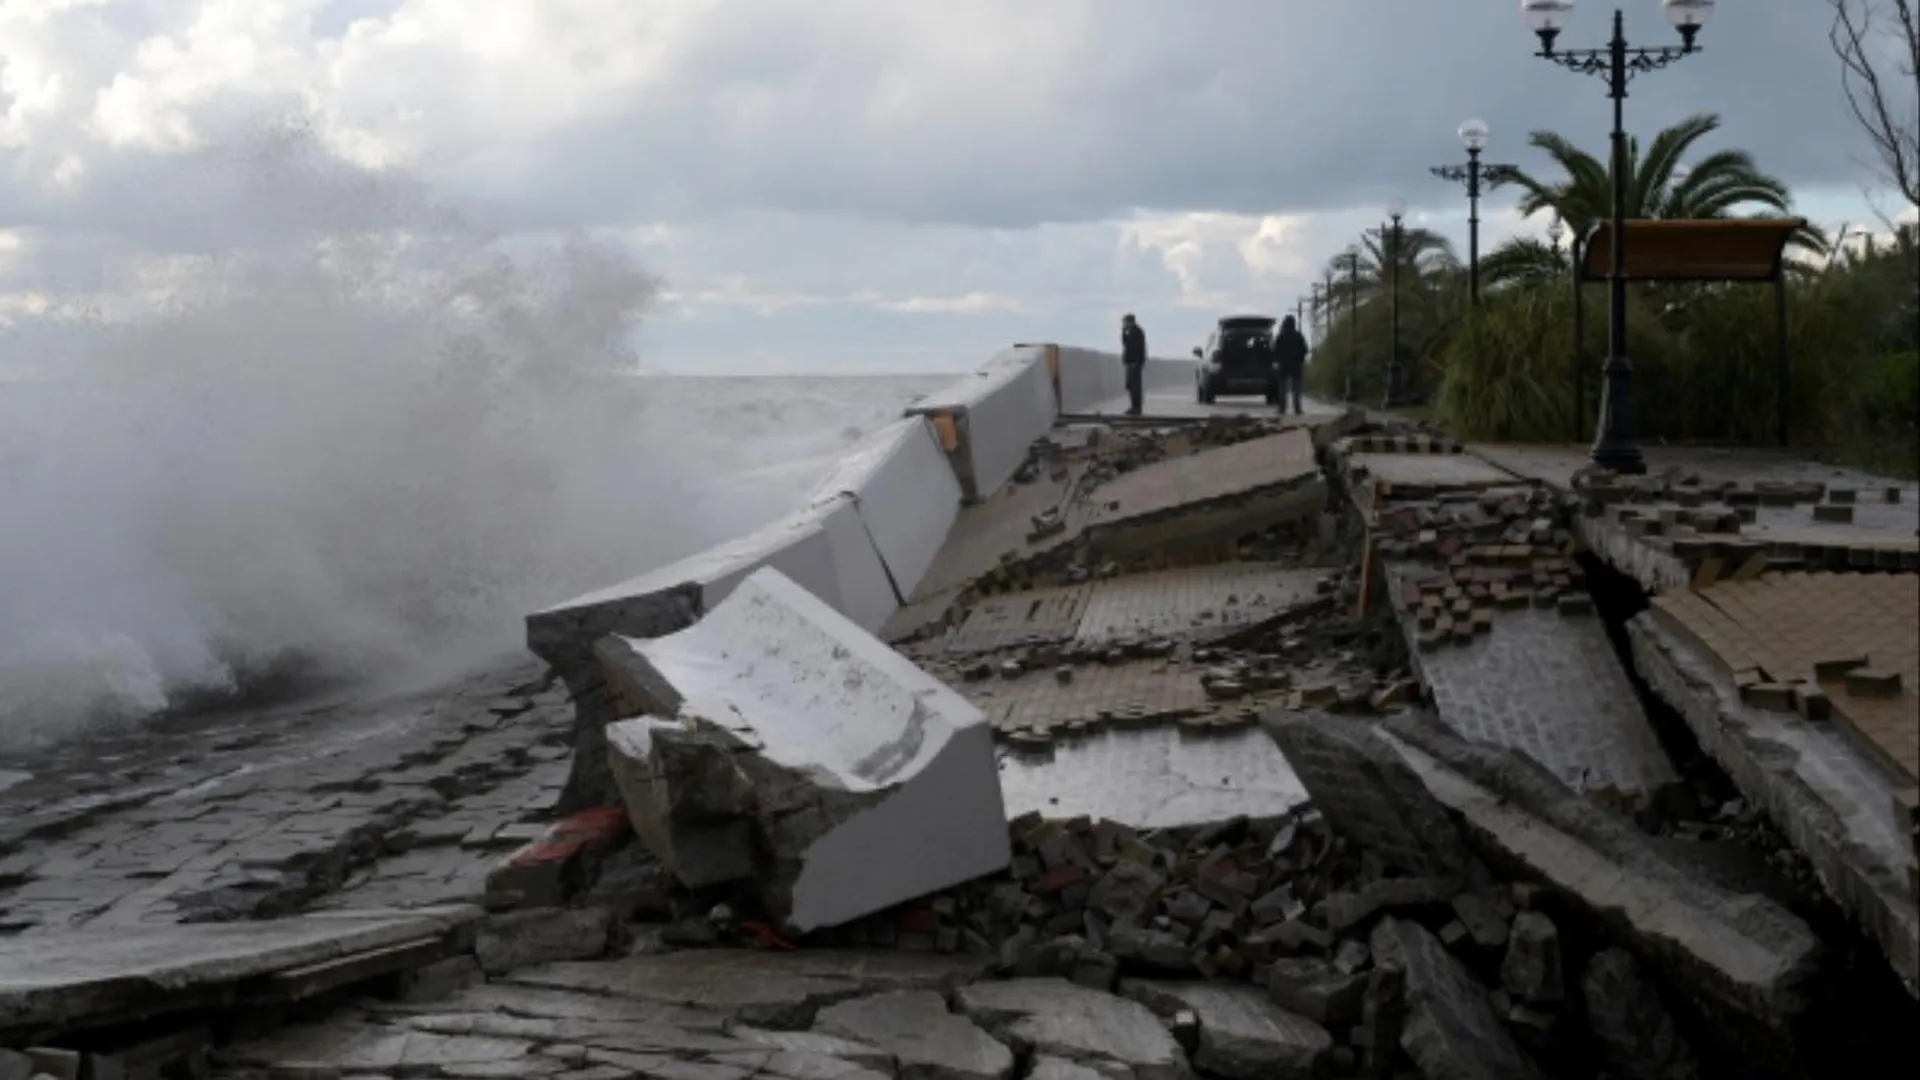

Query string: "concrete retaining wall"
[907, 345, 1056, 500]
[808, 415, 963, 604]
[1055, 346, 1198, 413]
[528, 341, 1198, 669]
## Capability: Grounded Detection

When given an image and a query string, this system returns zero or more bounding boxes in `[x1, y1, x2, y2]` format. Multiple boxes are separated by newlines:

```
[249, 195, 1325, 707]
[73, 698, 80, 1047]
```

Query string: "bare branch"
[1828, 0, 1920, 217]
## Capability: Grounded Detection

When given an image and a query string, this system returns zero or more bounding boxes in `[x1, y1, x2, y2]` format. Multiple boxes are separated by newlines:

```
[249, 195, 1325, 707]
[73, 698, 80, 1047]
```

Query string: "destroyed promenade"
[3, 344, 1917, 1080]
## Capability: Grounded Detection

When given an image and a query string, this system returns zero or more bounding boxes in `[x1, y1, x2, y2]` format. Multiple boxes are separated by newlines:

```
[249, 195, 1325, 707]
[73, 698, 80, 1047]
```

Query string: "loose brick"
[1812, 656, 1869, 679]
[1844, 669, 1904, 697]
[1740, 682, 1796, 712]
[1790, 682, 1832, 722]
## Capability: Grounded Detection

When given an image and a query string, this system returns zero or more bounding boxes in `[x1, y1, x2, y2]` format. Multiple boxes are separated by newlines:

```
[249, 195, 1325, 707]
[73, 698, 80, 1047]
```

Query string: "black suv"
[1192, 315, 1279, 404]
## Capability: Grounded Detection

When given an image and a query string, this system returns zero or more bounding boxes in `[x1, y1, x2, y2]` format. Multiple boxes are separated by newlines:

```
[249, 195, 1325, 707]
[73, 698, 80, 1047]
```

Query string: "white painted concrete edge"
[526, 342, 1201, 662]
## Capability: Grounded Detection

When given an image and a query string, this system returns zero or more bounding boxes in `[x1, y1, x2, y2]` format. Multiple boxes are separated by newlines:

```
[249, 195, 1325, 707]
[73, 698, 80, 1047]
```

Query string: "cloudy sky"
[0, 0, 1908, 375]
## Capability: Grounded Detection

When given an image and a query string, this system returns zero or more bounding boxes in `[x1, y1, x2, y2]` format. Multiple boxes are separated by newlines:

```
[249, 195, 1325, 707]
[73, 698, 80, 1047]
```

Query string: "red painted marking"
[509, 837, 585, 867]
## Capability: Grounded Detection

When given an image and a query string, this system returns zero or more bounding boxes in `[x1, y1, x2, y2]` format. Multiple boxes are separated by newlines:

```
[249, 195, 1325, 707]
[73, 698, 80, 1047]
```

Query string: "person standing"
[1120, 313, 1147, 416]
[1271, 314, 1309, 416]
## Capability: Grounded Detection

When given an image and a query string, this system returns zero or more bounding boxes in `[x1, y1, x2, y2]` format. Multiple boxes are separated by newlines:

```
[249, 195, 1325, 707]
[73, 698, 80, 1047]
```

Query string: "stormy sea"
[0, 124, 952, 758]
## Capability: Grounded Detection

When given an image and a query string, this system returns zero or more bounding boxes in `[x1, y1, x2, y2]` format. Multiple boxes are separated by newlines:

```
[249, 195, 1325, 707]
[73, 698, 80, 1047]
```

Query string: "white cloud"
[0, 0, 1898, 375]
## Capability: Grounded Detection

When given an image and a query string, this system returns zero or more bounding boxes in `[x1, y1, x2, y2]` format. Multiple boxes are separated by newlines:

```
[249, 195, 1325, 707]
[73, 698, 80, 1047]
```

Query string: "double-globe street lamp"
[1381, 200, 1407, 409]
[1430, 119, 1522, 307]
[1523, 0, 1715, 474]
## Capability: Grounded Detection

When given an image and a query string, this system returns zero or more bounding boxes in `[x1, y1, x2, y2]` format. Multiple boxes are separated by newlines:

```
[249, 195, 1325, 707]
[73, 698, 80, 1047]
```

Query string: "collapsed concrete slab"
[1260, 712, 1483, 884]
[599, 567, 1012, 932]
[1376, 714, 1824, 1079]
[0, 905, 479, 1043]
[1370, 916, 1549, 1080]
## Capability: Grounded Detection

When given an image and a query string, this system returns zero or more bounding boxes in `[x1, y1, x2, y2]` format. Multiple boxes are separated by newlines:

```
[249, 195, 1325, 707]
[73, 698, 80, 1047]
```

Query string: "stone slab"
[505, 949, 986, 1029]
[1378, 715, 1827, 1069]
[0, 905, 478, 1038]
[954, 978, 1190, 1080]
[1085, 429, 1320, 528]
[1120, 981, 1330, 1080]
[601, 568, 1011, 931]
[995, 726, 1309, 830]
[1628, 614, 1919, 999]
[1071, 566, 1329, 649]
[812, 990, 1013, 1080]
[1371, 917, 1547, 1080]
[1385, 562, 1679, 803]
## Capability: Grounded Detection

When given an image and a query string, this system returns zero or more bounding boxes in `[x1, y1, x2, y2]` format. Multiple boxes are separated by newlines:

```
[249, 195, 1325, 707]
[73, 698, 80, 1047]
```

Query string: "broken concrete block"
[1121, 981, 1329, 1080]
[605, 719, 760, 890]
[1371, 918, 1548, 1080]
[1844, 668, 1903, 697]
[1260, 713, 1479, 882]
[1581, 948, 1704, 1080]
[1500, 912, 1565, 1005]
[598, 568, 1011, 932]
[1264, 957, 1368, 1027]
[955, 978, 1189, 1080]
[474, 908, 611, 975]
[1377, 714, 1821, 1074]
[813, 991, 1014, 1080]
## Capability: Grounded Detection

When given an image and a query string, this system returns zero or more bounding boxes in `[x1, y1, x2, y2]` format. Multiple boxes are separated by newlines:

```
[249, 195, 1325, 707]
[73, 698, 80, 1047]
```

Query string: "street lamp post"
[1431, 119, 1521, 306]
[1344, 247, 1361, 403]
[1523, 0, 1713, 474]
[1382, 200, 1407, 409]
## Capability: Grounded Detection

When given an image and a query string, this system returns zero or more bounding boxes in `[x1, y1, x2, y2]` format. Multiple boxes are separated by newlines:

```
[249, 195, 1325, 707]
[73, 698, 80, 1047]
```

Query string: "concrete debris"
[1378, 713, 1823, 1075]
[475, 907, 613, 975]
[1371, 916, 1549, 1080]
[599, 568, 1011, 932]
[813, 991, 1014, 1080]
[1263, 957, 1368, 1027]
[1121, 981, 1330, 1080]
[1501, 911, 1565, 1005]
[955, 978, 1190, 1080]
[1581, 948, 1705, 1080]
[1261, 712, 1482, 882]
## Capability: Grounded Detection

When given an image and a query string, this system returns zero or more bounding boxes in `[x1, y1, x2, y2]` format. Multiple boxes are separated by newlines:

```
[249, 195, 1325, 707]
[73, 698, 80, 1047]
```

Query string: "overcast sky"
[0, 0, 1908, 375]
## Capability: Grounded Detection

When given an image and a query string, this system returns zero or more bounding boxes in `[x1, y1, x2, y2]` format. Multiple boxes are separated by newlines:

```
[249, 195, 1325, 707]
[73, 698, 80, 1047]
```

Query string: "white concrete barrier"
[600, 567, 1010, 931]
[808, 415, 963, 603]
[906, 345, 1055, 500]
[527, 492, 893, 669]
[1056, 347, 1201, 413]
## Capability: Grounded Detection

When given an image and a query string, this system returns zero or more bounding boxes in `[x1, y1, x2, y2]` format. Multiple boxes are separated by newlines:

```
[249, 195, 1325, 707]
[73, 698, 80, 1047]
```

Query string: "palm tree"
[1322, 226, 1459, 305]
[1489, 112, 1827, 255]
[1478, 236, 1568, 293]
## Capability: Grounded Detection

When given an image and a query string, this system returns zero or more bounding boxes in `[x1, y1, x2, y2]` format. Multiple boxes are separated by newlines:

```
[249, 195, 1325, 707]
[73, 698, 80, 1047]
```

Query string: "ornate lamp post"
[1382, 199, 1407, 409]
[1523, 0, 1714, 474]
[1431, 119, 1521, 306]
[1344, 246, 1361, 403]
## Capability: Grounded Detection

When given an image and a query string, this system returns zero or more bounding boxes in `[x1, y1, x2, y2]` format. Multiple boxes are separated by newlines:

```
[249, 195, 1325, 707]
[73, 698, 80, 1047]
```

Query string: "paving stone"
[224, 1024, 534, 1075]
[1385, 565, 1679, 802]
[954, 978, 1189, 1080]
[813, 991, 1013, 1080]
[1026, 1056, 1131, 1080]
[723, 1026, 897, 1072]
[708, 1049, 893, 1080]
[1121, 981, 1328, 1080]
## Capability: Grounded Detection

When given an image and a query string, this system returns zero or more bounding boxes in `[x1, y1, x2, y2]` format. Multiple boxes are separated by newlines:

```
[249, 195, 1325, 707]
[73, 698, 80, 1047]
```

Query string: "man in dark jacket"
[1271, 314, 1309, 416]
[1120, 313, 1147, 416]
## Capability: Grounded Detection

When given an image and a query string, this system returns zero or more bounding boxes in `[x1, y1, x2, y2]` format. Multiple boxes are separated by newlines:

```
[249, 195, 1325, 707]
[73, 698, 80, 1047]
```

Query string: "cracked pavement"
[0, 655, 574, 936]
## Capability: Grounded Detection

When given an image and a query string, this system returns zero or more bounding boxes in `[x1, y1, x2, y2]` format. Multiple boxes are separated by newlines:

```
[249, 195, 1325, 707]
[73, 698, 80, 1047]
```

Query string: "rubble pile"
[1574, 468, 1916, 574]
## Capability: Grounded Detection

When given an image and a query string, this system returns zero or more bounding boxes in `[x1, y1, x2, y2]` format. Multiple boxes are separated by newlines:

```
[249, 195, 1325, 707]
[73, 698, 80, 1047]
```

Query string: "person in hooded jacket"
[1271, 314, 1309, 416]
